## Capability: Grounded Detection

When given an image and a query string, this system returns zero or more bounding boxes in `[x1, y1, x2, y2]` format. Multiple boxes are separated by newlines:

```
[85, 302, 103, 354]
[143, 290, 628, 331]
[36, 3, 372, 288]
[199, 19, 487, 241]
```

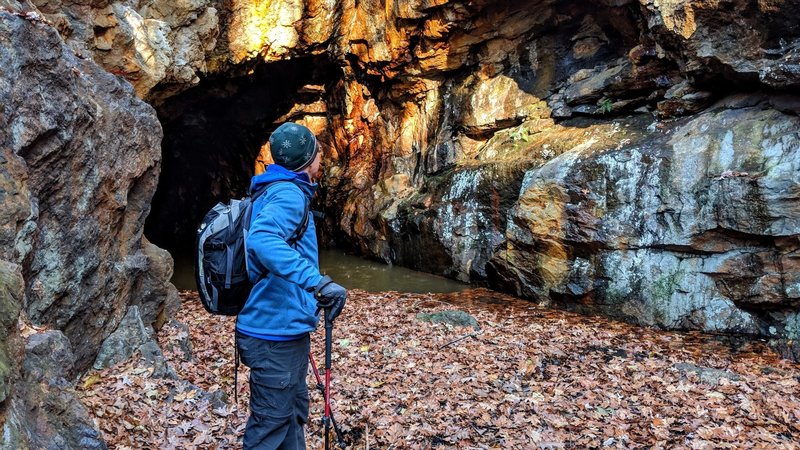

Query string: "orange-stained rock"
[5, 1, 800, 448]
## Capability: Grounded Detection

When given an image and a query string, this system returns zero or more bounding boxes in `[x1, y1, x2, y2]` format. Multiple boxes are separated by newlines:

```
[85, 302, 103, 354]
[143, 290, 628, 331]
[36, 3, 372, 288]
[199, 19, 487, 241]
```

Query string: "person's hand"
[314, 275, 347, 322]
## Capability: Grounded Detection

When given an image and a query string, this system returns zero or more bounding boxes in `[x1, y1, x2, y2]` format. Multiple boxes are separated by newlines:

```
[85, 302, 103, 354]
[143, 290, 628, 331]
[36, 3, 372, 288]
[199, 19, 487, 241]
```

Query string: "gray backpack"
[194, 182, 309, 315]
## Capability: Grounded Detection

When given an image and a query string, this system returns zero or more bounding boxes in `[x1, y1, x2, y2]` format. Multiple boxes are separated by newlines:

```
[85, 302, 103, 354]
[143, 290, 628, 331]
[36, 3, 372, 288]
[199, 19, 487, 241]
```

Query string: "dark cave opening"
[144, 56, 340, 261]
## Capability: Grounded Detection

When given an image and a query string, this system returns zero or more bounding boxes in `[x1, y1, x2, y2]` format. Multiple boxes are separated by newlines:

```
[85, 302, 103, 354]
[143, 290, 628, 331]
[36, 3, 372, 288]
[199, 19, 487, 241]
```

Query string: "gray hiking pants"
[237, 332, 310, 450]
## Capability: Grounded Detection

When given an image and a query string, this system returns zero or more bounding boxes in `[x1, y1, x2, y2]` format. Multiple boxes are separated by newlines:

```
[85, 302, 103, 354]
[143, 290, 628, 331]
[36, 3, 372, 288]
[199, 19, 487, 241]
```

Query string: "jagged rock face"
[0, 262, 22, 406]
[5, 330, 107, 450]
[641, 0, 800, 88]
[488, 100, 800, 340]
[291, 0, 799, 344]
[0, 9, 176, 447]
[0, 9, 170, 368]
[17, 0, 800, 102]
[22, 0, 219, 101]
[308, 0, 670, 262]
[0, 3, 796, 449]
[132, 0, 797, 342]
[15, 0, 794, 341]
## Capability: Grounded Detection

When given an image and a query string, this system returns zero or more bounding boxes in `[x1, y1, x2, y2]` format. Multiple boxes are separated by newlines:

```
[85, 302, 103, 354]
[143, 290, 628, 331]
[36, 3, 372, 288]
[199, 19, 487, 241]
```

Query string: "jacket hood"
[249, 164, 317, 198]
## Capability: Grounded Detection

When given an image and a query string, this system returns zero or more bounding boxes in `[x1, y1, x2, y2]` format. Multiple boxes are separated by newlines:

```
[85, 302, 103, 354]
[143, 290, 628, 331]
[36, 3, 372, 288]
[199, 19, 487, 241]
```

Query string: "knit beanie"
[268, 122, 318, 171]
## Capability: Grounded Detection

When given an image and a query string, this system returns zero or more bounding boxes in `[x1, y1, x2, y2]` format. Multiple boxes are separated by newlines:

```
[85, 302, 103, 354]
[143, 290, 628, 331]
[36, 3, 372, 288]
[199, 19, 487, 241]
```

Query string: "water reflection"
[171, 254, 196, 291]
[318, 249, 468, 293]
[170, 249, 469, 293]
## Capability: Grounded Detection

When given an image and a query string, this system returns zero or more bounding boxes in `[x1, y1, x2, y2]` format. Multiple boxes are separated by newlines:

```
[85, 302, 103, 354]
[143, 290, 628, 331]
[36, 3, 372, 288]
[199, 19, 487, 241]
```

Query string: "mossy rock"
[0, 261, 22, 403]
[0, 348, 9, 402]
[416, 310, 479, 330]
[0, 261, 23, 332]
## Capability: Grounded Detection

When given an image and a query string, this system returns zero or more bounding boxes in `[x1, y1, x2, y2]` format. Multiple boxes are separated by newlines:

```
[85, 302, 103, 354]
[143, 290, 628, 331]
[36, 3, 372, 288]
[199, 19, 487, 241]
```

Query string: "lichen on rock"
[0, 8, 176, 447]
[489, 102, 800, 340]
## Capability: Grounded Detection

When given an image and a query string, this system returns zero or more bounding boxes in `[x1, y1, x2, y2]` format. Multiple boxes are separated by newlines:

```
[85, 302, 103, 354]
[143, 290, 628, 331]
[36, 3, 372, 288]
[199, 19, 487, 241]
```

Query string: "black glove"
[314, 275, 347, 322]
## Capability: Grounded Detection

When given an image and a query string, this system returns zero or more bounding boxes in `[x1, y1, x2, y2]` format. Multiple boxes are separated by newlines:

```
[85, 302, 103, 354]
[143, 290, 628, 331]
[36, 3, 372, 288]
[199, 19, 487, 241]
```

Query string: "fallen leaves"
[78, 288, 800, 449]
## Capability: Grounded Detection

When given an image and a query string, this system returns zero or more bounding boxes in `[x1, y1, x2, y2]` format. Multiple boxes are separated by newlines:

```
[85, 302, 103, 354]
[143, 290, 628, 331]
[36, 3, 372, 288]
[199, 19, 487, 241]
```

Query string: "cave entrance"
[144, 56, 340, 284]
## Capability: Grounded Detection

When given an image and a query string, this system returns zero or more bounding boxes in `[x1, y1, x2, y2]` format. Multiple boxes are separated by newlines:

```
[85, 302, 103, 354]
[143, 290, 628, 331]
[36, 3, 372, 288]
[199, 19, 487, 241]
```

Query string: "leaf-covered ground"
[78, 289, 800, 449]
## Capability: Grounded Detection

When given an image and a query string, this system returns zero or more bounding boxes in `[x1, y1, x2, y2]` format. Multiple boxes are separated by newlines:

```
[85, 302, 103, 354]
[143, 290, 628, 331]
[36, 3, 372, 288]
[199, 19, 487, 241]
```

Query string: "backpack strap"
[287, 198, 310, 247]
[250, 181, 311, 247]
[249, 183, 271, 203]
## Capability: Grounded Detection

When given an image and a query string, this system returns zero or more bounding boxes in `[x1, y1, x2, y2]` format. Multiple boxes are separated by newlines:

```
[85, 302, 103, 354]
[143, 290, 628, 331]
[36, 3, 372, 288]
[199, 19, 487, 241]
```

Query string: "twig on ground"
[439, 332, 480, 350]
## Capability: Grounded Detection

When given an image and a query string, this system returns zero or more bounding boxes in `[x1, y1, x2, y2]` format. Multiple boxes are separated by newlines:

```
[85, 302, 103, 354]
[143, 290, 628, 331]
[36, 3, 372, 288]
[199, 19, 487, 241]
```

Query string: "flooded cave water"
[145, 58, 468, 294]
[171, 250, 469, 293]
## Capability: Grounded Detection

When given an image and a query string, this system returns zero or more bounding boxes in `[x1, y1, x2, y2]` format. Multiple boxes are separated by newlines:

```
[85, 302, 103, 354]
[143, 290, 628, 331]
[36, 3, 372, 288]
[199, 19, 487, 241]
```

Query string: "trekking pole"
[324, 309, 335, 450]
[308, 352, 345, 446]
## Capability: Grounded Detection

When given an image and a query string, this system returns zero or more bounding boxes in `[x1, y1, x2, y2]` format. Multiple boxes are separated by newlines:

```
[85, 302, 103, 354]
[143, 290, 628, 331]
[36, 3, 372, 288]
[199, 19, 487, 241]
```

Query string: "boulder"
[3, 330, 106, 450]
[0, 9, 175, 447]
[93, 305, 152, 371]
[417, 310, 480, 329]
[0, 9, 169, 372]
[673, 363, 743, 386]
[94, 305, 175, 378]
[489, 100, 800, 339]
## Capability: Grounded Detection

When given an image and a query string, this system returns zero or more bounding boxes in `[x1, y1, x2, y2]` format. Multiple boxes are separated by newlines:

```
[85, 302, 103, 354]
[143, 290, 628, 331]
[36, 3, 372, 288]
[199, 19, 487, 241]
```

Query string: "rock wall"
[210, 0, 798, 348]
[23, 0, 219, 101]
[488, 99, 800, 341]
[87, 0, 795, 344]
[0, 7, 176, 447]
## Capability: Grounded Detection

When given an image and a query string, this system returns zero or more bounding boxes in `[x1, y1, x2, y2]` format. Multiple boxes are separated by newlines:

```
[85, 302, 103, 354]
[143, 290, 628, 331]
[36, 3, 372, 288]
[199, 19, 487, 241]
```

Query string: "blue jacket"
[236, 164, 323, 340]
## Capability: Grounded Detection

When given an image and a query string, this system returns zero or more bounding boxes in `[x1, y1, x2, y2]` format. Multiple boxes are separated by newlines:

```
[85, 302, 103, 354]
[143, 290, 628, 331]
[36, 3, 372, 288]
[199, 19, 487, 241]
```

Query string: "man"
[236, 122, 347, 449]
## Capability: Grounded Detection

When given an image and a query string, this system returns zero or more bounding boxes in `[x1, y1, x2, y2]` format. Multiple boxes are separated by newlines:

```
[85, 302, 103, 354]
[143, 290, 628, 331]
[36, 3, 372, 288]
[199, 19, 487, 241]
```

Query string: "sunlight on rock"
[229, 0, 302, 62]
[651, 0, 698, 39]
[463, 74, 544, 130]
[120, 6, 171, 96]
